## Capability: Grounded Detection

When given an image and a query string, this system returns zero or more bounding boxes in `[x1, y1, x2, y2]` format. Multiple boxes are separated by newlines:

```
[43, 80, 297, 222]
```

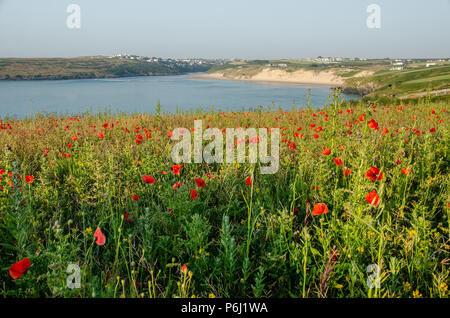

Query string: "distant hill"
[0, 56, 213, 80]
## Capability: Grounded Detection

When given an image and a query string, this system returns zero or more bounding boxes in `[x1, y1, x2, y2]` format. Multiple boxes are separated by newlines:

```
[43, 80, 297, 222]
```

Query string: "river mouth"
[0, 75, 360, 119]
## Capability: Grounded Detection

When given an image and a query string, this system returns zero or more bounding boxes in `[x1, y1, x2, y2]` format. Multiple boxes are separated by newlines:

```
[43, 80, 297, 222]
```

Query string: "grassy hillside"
[208, 59, 450, 99]
[345, 65, 450, 98]
[0, 57, 189, 80]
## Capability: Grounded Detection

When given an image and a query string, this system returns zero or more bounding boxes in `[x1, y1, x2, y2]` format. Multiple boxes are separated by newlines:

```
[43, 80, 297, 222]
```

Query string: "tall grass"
[0, 96, 448, 298]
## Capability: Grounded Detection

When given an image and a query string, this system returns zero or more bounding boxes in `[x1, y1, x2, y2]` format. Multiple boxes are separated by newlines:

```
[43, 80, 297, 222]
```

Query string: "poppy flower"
[402, 168, 411, 175]
[94, 227, 106, 246]
[343, 168, 352, 176]
[98, 132, 105, 138]
[9, 258, 31, 280]
[131, 195, 139, 201]
[429, 127, 436, 133]
[125, 212, 135, 223]
[366, 191, 380, 206]
[142, 175, 156, 184]
[195, 178, 205, 188]
[365, 166, 383, 181]
[368, 119, 379, 130]
[322, 148, 331, 155]
[334, 158, 343, 166]
[245, 176, 253, 186]
[71, 135, 78, 141]
[172, 165, 182, 175]
[25, 175, 34, 183]
[172, 181, 182, 190]
[312, 203, 328, 216]
[190, 189, 198, 200]
[181, 265, 188, 274]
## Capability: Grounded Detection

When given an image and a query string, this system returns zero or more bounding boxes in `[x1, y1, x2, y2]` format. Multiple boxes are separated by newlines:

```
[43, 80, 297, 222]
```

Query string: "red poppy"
[71, 135, 78, 141]
[334, 158, 343, 166]
[312, 203, 328, 216]
[142, 175, 156, 184]
[429, 127, 436, 133]
[365, 166, 383, 181]
[195, 178, 205, 188]
[322, 148, 331, 155]
[190, 189, 198, 200]
[343, 168, 352, 176]
[366, 191, 380, 206]
[125, 212, 135, 223]
[401, 168, 411, 175]
[181, 265, 188, 274]
[98, 132, 105, 138]
[94, 227, 106, 246]
[245, 176, 253, 186]
[9, 258, 31, 280]
[172, 181, 182, 190]
[172, 165, 182, 175]
[368, 119, 379, 130]
[131, 195, 139, 201]
[25, 175, 34, 183]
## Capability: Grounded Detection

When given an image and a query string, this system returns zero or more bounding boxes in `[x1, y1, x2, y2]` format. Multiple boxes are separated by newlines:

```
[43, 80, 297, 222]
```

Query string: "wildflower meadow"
[1, 94, 449, 298]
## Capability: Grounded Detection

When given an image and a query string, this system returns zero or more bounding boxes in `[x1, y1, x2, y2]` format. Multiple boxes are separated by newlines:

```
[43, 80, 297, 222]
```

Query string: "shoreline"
[190, 69, 345, 87]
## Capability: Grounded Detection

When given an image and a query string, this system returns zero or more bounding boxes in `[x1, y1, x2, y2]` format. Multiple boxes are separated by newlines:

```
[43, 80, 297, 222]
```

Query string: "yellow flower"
[209, 293, 216, 298]
[412, 290, 422, 298]
[85, 227, 92, 235]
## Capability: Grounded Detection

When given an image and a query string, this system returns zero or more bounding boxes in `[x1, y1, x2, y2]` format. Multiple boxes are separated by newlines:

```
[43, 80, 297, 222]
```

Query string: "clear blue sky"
[0, 0, 449, 59]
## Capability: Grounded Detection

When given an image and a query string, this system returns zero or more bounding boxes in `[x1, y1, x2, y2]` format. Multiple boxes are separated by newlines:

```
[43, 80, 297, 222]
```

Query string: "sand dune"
[192, 68, 345, 86]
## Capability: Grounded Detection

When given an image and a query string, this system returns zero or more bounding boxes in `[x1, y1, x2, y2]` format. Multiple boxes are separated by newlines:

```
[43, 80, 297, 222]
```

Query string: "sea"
[0, 74, 359, 119]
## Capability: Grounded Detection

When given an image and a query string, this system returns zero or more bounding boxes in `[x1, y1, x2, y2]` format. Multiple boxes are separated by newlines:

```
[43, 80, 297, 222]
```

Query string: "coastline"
[190, 68, 345, 87]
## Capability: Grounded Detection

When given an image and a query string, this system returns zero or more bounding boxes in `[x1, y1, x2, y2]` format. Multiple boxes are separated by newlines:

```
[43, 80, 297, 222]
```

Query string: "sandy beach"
[191, 68, 346, 86]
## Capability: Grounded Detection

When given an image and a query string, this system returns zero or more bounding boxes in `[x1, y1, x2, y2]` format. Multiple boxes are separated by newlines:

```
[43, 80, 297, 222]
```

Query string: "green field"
[1, 95, 449, 298]
[346, 65, 450, 98]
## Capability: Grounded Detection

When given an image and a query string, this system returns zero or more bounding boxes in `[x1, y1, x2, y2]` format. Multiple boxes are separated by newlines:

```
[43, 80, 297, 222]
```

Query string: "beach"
[191, 68, 346, 86]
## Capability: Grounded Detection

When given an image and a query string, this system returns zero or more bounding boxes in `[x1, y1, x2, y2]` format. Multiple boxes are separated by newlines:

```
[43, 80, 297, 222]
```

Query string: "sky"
[0, 0, 449, 59]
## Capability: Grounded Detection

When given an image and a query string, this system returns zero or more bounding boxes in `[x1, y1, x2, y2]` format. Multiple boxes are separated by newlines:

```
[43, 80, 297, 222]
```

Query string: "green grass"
[0, 95, 449, 298]
[345, 65, 450, 97]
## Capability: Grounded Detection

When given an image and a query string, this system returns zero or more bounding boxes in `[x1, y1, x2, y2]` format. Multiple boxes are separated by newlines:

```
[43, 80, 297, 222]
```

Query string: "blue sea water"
[0, 74, 358, 118]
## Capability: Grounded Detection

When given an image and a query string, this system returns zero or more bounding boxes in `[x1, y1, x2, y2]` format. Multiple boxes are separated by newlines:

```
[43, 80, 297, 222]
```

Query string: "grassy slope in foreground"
[0, 56, 206, 80]
[0, 100, 448, 298]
